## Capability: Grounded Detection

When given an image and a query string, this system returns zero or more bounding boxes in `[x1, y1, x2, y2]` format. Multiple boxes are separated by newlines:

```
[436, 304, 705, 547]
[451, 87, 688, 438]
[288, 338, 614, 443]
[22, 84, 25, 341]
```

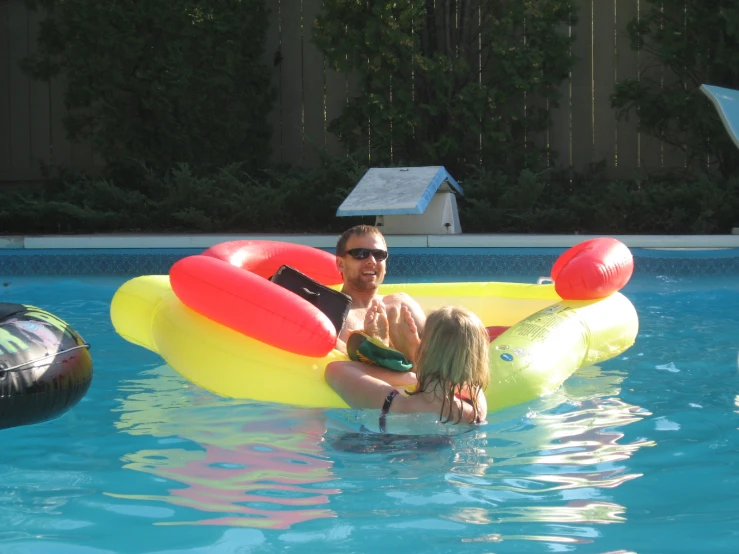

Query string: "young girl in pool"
[325, 304, 489, 426]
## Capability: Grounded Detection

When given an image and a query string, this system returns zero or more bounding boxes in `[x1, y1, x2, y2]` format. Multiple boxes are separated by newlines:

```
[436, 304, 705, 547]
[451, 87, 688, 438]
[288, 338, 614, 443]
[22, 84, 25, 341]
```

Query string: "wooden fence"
[1, 0, 685, 185]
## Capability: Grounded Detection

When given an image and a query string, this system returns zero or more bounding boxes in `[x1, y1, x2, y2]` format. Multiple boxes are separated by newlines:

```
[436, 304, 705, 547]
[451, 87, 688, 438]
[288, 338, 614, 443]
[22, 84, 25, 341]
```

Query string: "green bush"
[9, 0, 737, 235]
[611, 0, 739, 178]
[23, 0, 274, 174]
[0, 155, 371, 234]
[459, 164, 739, 234]
[3, 156, 733, 235]
[313, 0, 577, 176]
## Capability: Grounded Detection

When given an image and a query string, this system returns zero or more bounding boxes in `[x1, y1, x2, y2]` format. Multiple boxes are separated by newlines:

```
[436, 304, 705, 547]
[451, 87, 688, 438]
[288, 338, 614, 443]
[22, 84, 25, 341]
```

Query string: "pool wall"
[2, 234, 739, 276]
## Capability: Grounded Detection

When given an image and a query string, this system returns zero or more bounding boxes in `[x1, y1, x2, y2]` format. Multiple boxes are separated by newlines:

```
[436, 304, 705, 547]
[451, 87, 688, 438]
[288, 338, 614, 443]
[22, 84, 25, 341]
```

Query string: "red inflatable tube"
[486, 326, 509, 341]
[170, 254, 338, 357]
[551, 238, 634, 300]
[202, 240, 342, 284]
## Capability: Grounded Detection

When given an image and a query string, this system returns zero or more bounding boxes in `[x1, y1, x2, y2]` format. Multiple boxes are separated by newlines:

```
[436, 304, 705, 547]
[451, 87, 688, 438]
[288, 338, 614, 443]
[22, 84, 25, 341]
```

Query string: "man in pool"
[335, 224, 427, 356]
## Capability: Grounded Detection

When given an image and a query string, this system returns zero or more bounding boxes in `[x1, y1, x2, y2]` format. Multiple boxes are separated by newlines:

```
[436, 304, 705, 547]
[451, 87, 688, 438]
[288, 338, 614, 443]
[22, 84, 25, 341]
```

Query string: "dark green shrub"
[459, 164, 739, 234]
[2, 157, 735, 234]
[460, 167, 571, 233]
[264, 151, 370, 232]
[0, 153, 371, 234]
[23, 0, 273, 174]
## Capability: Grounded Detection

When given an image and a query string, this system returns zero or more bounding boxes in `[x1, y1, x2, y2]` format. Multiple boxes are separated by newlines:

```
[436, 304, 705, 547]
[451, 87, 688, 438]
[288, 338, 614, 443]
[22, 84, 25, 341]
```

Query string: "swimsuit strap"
[379, 389, 400, 433]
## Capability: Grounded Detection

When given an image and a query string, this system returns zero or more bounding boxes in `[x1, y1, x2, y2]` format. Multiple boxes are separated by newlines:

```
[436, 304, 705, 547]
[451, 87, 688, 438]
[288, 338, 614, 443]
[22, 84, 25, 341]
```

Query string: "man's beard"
[348, 273, 381, 292]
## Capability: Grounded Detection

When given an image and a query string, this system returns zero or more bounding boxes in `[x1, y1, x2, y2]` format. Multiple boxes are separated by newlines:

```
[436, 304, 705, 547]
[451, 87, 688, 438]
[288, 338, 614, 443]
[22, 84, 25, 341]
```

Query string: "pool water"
[1, 269, 739, 553]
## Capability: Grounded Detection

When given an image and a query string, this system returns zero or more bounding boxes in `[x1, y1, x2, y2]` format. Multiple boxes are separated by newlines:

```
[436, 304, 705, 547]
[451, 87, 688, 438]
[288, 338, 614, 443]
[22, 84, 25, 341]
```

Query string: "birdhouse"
[336, 166, 463, 234]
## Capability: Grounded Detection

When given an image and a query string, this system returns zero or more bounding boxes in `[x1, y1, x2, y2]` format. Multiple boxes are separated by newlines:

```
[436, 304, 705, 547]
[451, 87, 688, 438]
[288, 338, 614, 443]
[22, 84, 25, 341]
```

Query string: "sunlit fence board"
[592, 0, 617, 170]
[614, 0, 640, 177]
[28, 11, 51, 175]
[263, 1, 282, 164]
[279, 0, 304, 167]
[48, 72, 70, 171]
[1, 0, 99, 184]
[302, 0, 325, 167]
[549, 19, 573, 170]
[324, 66, 346, 157]
[7, 0, 31, 179]
[570, 0, 593, 171]
[0, 0, 10, 177]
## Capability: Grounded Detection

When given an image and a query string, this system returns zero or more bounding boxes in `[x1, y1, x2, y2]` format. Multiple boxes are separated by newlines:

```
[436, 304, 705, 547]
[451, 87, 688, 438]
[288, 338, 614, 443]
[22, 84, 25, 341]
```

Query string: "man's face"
[337, 233, 388, 292]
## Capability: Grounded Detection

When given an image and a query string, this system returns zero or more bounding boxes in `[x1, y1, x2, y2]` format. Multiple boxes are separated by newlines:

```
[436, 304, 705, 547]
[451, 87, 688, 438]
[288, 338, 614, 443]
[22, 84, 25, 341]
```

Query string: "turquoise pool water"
[1, 261, 739, 552]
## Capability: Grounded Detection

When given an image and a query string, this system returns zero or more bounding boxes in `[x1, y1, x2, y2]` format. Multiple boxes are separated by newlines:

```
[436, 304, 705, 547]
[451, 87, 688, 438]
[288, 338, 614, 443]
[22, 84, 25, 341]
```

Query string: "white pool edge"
[2, 233, 739, 250]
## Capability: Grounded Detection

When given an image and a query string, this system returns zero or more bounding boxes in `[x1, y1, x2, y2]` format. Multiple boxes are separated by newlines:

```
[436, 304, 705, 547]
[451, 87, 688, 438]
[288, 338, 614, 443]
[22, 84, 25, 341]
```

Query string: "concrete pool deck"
[2, 233, 739, 250]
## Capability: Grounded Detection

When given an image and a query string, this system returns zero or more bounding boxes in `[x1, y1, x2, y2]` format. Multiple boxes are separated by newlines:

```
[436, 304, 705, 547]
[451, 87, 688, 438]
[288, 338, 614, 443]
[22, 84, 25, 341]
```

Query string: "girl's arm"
[325, 361, 416, 409]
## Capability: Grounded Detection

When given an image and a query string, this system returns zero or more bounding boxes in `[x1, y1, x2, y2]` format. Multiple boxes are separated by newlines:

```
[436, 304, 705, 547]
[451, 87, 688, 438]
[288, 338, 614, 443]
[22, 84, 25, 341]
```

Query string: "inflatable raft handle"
[551, 238, 634, 300]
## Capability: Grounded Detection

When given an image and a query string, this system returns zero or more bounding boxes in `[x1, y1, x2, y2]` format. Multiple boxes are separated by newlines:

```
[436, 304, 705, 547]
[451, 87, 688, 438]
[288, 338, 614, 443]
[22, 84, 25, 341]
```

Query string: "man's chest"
[343, 308, 368, 334]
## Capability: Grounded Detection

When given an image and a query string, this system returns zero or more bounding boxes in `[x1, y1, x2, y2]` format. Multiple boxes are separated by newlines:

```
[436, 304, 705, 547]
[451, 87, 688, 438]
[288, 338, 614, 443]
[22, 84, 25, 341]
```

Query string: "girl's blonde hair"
[411, 306, 490, 423]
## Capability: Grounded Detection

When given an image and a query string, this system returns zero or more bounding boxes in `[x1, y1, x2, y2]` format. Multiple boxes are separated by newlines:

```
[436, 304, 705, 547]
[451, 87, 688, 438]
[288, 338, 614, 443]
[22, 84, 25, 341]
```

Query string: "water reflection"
[109, 363, 651, 543]
[447, 365, 653, 534]
[109, 366, 340, 529]
[450, 501, 626, 525]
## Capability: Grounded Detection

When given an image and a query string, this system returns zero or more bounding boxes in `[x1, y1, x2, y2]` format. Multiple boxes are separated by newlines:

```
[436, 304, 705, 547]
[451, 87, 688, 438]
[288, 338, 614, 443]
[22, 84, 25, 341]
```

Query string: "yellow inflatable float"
[111, 238, 639, 412]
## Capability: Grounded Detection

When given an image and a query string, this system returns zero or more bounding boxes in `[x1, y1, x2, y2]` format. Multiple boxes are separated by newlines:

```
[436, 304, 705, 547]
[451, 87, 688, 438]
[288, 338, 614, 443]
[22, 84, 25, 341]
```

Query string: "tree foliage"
[313, 0, 577, 176]
[611, 0, 739, 178]
[23, 0, 274, 174]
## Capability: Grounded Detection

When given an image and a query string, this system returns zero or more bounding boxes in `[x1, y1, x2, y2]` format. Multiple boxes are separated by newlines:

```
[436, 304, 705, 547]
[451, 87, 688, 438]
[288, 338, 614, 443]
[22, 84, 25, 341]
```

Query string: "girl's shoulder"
[393, 388, 435, 415]
[398, 388, 482, 424]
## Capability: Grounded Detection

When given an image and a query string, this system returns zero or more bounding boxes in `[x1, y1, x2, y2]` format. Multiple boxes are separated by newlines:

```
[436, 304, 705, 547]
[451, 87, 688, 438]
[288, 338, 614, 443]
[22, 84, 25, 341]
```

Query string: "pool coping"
[2, 233, 739, 250]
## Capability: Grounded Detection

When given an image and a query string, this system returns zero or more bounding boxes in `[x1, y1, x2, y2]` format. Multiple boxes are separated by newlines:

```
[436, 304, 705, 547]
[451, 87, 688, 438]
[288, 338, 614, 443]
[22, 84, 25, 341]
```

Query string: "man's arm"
[325, 361, 417, 408]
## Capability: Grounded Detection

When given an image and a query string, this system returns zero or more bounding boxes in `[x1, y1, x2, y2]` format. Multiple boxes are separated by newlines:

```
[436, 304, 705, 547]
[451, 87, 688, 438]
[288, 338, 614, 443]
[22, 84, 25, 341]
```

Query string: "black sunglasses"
[344, 248, 389, 261]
